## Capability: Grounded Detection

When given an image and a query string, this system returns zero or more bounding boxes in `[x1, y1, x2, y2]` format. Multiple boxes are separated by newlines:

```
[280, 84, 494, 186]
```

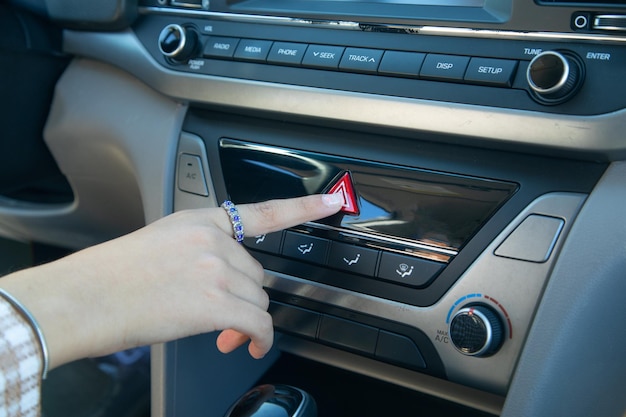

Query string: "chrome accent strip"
[409, 26, 626, 44]
[526, 51, 570, 95]
[158, 24, 187, 58]
[305, 221, 459, 258]
[139, 6, 626, 44]
[140, 6, 362, 28]
[171, 0, 205, 9]
[593, 14, 626, 32]
[451, 307, 493, 357]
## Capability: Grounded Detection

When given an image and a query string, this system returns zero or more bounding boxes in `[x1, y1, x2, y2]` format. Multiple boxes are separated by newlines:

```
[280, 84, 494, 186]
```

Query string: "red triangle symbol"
[327, 172, 360, 216]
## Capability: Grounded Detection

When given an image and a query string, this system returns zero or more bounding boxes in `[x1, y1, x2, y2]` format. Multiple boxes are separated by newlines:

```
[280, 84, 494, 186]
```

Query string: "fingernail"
[322, 193, 344, 208]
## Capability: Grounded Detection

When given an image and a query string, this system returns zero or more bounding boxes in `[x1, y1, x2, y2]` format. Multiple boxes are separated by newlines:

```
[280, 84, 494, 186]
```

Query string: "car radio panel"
[135, 0, 626, 116]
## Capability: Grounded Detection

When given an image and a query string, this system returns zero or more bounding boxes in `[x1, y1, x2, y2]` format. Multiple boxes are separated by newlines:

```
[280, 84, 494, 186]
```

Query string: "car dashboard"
[1, 0, 625, 416]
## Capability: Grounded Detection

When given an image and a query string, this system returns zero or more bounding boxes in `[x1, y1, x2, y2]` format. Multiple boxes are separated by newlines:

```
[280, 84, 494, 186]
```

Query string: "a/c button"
[177, 153, 208, 196]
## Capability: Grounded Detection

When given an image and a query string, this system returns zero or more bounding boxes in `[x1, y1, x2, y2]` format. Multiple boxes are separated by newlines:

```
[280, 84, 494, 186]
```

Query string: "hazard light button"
[326, 171, 359, 216]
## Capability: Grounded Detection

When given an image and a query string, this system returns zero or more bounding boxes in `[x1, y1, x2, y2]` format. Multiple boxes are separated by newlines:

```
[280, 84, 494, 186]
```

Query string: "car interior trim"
[275, 335, 506, 415]
[63, 30, 626, 159]
[3, 1, 625, 415]
[260, 192, 587, 395]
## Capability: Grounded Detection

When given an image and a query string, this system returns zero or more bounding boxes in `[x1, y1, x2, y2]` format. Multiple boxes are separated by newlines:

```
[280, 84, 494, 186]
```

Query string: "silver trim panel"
[264, 192, 587, 396]
[277, 335, 505, 415]
[63, 30, 626, 158]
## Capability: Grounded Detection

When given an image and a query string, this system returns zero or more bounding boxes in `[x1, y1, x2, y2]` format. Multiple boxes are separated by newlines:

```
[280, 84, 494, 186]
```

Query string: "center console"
[173, 108, 604, 405]
[51, 0, 625, 415]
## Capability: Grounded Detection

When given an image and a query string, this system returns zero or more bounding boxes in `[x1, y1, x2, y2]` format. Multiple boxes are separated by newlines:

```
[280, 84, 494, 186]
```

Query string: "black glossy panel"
[376, 330, 427, 369]
[318, 315, 379, 354]
[269, 301, 321, 339]
[220, 139, 517, 251]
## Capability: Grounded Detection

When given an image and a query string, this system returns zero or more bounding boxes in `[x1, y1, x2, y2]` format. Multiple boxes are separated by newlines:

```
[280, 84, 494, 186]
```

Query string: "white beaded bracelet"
[0, 288, 49, 379]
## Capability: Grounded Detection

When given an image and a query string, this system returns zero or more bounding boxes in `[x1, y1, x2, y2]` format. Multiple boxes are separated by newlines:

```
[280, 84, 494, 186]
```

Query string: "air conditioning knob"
[449, 304, 504, 357]
[158, 24, 199, 62]
[526, 51, 584, 104]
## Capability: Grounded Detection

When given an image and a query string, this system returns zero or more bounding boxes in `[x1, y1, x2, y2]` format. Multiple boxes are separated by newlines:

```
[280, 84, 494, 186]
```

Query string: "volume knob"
[449, 305, 504, 357]
[526, 51, 584, 104]
[158, 24, 198, 62]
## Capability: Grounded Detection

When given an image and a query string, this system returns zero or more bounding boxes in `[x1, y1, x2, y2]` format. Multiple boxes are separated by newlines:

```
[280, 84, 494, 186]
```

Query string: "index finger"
[235, 194, 343, 237]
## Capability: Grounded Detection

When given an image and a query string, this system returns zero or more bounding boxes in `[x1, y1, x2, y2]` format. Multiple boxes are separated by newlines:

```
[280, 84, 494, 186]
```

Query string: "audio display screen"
[225, 0, 506, 24]
[220, 139, 517, 252]
[310, 0, 485, 6]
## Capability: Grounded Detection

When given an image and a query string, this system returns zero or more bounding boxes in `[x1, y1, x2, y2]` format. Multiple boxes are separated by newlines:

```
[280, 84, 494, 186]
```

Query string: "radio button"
[526, 51, 584, 104]
[302, 44, 345, 69]
[339, 48, 384, 73]
[158, 24, 199, 62]
[282, 231, 329, 265]
[377, 252, 443, 287]
[378, 51, 426, 77]
[234, 39, 273, 62]
[268, 42, 307, 65]
[203, 36, 240, 58]
[328, 242, 379, 276]
[464, 57, 518, 87]
[420, 54, 470, 81]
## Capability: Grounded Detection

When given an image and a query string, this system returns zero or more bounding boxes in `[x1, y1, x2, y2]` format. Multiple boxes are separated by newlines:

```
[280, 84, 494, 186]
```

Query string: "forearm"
[0, 253, 117, 370]
[0, 195, 343, 372]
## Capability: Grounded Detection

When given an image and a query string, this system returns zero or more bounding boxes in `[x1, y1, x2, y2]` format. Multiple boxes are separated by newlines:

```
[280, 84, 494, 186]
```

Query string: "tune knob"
[449, 305, 504, 357]
[526, 51, 584, 104]
[158, 24, 199, 62]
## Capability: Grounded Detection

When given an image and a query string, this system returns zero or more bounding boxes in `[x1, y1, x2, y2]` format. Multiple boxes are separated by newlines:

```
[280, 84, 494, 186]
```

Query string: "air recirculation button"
[449, 304, 504, 357]
[158, 24, 199, 63]
[526, 50, 585, 105]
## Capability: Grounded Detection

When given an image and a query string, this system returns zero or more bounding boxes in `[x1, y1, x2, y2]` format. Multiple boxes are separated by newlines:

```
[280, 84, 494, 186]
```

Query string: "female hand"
[0, 194, 343, 369]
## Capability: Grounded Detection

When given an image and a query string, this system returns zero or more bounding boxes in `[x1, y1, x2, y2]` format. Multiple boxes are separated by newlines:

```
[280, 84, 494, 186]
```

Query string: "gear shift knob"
[224, 384, 317, 417]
